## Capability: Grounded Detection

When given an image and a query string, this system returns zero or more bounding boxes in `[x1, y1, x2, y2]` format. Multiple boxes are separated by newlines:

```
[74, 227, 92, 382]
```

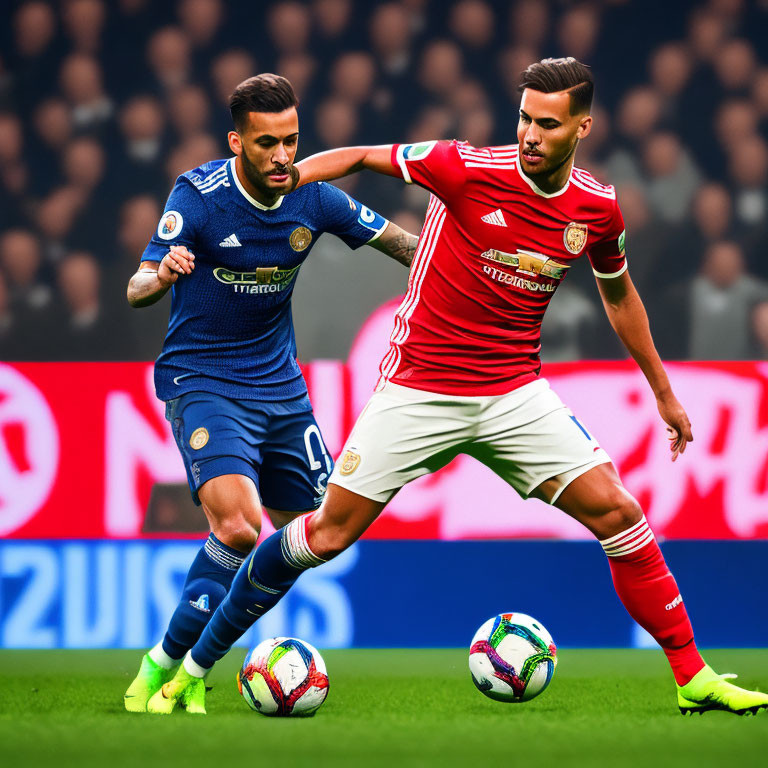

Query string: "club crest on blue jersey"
[158, 210, 184, 240]
[289, 226, 312, 251]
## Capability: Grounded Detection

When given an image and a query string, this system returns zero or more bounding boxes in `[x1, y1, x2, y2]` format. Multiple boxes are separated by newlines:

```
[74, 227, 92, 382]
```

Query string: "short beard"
[240, 146, 291, 197]
[525, 137, 579, 178]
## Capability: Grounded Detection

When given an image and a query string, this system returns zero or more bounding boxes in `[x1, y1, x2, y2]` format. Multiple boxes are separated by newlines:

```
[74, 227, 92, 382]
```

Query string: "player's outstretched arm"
[368, 222, 419, 268]
[294, 145, 399, 187]
[127, 245, 195, 308]
[596, 271, 693, 461]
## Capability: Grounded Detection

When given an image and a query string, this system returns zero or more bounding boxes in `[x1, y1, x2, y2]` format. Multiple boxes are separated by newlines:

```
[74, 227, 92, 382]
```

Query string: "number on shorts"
[304, 425, 332, 473]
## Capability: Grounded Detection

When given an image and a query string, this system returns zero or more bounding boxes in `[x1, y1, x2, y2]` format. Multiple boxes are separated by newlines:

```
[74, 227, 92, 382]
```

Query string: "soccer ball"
[238, 637, 329, 716]
[468, 613, 557, 702]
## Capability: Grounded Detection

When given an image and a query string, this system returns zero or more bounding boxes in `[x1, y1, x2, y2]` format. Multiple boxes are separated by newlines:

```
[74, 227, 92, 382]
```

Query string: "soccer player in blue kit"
[123, 74, 417, 713]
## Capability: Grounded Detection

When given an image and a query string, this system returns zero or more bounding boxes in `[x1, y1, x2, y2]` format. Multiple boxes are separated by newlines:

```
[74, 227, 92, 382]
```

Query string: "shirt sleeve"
[588, 197, 627, 279]
[140, 177, 208, 263]
[390, 140, 468, 202]
[316, 182, 389, 249]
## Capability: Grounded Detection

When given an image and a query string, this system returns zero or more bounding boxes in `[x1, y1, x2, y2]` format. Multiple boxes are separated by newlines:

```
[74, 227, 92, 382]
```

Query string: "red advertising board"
[3, 303, 768, 540]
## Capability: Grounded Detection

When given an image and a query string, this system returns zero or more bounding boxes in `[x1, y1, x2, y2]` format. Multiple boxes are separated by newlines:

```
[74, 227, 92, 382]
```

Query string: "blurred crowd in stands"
[1, 0, 767, 363]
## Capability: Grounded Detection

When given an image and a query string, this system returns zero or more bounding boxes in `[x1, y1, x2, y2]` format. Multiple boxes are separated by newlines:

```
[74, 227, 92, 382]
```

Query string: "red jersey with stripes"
[378, 140, 627, 396]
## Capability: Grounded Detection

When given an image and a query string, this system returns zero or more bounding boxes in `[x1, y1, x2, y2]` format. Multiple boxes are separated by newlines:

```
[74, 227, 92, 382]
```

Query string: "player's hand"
[158, 245, 195, 286]
[656, 393, 693, 462]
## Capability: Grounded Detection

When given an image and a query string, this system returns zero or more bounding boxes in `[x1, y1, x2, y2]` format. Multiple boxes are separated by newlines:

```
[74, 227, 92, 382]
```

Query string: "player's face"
[517, 89, 592, 179]
[229, 107, 299, 197]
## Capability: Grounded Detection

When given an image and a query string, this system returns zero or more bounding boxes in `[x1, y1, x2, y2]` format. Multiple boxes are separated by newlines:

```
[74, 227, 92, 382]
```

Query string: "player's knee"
[307, 522, 356, 561]
[212, 515, 259, 554]
[601, 490, 643, 538]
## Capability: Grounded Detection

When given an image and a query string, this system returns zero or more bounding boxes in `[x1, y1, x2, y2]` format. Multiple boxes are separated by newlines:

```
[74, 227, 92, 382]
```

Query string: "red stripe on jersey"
[378, 197, 446, 386]
[379, 197, 442, 380]
[458, 149, 517, 162]
[381, 197, 446, 376]
[464, 160, 515, 170]
[572, 168, 613, 191]
[570, 176, 616, 199]
[571, 169, 616, 198]
[391, 197, 440, 343]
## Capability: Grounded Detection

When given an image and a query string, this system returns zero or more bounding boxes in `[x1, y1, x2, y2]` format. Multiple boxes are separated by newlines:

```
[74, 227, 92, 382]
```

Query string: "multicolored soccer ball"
[237, 637, 329, 716]
[469, 613, 557, 702]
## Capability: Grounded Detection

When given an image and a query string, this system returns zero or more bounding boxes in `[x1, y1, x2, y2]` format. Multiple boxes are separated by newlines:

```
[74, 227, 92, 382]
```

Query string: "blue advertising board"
[1, 540, 765, 650]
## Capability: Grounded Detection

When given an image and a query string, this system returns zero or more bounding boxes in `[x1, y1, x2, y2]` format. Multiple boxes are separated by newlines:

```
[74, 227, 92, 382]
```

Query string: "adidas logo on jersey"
[481, 209, 507, 227]
[219, 234, 242, 247]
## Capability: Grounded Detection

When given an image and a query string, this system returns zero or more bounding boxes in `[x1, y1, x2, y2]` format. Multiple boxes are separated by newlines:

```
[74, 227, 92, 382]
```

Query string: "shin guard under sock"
[600, 516, 705, 685]
[160, 533, 247, 660]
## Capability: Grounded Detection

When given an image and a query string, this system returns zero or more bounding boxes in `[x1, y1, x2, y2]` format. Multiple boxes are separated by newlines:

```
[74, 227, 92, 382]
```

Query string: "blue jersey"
[141, 157, 388, 403]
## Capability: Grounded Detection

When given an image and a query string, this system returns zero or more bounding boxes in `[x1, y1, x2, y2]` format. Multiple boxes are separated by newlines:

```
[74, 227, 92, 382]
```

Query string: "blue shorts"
[165, 392, 333, 511]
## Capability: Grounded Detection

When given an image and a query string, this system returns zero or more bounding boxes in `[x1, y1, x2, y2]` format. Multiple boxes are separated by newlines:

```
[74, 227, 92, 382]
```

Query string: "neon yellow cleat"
[146, 665, 207, 715]
[677, 665, 768, 716]
[124, 654, 176, 713]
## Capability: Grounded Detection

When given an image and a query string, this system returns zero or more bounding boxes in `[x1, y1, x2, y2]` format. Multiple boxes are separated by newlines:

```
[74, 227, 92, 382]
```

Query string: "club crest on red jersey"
[563, 222, 588, 254]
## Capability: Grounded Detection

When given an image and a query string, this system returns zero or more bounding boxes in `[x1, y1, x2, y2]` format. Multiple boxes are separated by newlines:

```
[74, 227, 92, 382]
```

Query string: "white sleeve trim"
[366, 219, 390, 243]
[592, 261, 628, 279]
[395, 145, 413, 184]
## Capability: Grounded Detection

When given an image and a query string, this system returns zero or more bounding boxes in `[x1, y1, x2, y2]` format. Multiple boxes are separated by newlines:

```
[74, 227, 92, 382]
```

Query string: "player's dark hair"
[518, 57, 594, 115]
[229, 74, 299, 131]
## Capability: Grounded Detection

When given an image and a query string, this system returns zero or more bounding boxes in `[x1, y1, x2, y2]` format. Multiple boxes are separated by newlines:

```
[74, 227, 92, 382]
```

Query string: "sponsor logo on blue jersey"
[212, 265, 301, 294]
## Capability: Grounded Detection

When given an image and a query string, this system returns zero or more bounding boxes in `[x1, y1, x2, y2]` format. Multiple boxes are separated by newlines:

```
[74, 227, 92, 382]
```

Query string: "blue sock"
[161, 533, 247, 660]
[190, 515, 324, 670]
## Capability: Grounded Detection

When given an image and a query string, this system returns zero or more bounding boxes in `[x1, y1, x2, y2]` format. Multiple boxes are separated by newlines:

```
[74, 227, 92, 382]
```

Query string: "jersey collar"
[228, 157, 284, 211]
[515, 155, 571, 198]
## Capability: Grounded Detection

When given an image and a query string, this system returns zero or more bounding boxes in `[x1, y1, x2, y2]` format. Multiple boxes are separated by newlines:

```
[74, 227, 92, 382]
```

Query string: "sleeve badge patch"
[158, 210, 184, 240]
[402, 140, 437, 161]
[357, 206, 377, 227]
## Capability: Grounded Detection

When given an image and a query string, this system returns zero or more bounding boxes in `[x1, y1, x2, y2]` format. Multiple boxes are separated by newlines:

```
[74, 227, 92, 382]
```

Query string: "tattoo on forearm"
[386, 231, 418, 267]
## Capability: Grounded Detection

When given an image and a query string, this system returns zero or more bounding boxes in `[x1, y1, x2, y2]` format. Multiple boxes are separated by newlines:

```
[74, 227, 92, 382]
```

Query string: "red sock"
[600, 516, 705, 685]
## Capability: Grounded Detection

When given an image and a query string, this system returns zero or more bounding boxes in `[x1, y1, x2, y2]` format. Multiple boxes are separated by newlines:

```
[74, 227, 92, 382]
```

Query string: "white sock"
[148, 642, 180, 670]
[183, 652, 210, 679]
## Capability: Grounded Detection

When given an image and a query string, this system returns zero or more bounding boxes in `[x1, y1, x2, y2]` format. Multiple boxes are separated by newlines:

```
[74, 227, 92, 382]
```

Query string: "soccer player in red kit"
[155, 58, 768, 716]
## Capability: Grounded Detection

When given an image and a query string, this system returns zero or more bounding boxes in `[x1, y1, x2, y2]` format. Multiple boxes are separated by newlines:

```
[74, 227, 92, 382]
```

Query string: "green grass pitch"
[1, 649, 766, 767]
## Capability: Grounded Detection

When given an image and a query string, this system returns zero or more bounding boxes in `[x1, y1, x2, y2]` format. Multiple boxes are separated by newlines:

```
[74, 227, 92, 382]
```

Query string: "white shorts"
[329, 379, 611, 504]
